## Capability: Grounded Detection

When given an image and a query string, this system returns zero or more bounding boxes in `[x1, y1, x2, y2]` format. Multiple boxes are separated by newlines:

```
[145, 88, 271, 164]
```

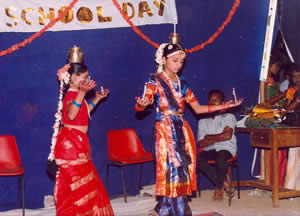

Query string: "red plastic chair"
[0, 135, 25, 215]
[197, 147, 240, 206]
[106, 128, 154, 202]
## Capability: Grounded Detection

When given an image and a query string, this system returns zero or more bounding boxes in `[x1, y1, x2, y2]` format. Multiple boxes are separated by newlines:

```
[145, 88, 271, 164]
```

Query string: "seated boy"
[196, 89, 237, 201]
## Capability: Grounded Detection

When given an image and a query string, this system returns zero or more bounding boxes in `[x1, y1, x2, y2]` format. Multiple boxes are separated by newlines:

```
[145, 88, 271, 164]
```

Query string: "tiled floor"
[0, 188, 300, 216]
[189, 189, 300, 216]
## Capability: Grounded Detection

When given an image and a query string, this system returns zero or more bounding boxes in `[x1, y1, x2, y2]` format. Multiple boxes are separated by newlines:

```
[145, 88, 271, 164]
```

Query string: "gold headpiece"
[67, 45, 84, 63]
[168, 33, 180, 45]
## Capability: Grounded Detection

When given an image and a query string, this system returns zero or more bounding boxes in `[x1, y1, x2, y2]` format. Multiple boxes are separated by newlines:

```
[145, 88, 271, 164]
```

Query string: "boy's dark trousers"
[197, 149, 232, 189]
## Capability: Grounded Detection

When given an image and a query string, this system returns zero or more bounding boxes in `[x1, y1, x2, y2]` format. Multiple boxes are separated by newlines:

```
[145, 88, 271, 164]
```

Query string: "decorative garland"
[48, 64, 70, 161]
[0, 0, 239, 56]
[0, 0, 79, 57]
[112, 0, 240, 54]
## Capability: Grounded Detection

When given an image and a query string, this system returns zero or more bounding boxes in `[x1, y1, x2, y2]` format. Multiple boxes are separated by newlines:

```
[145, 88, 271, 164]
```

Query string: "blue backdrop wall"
[281, 0, 300, 64]
[0, 0, 270, 210]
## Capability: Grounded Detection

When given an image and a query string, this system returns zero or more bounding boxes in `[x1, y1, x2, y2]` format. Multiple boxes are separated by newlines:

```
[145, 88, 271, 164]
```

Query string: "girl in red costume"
[49, 62, 114, 216]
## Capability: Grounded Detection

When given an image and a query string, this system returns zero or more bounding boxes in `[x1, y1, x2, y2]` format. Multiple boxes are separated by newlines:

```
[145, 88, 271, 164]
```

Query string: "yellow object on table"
[250, 104, 281, 119]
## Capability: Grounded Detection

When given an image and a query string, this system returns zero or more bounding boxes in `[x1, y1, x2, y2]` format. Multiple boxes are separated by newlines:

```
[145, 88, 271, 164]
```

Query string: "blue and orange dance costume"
[136, 73, 197, 216]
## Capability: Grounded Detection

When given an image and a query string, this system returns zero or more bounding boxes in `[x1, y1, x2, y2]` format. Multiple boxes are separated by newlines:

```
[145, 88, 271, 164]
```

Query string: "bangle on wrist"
[221, 103, 229, 111]
[208, 105, 212, 113]
[89, 101, 96, 108]
[135, 103, 145, 112]
[73, 100, 81, 107]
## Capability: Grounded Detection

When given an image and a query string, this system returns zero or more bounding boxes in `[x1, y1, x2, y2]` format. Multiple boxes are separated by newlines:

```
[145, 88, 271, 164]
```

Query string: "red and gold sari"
[54, 127, 114, 216]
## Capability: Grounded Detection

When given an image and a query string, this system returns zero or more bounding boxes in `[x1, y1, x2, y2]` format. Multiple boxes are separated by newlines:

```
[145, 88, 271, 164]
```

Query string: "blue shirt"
[197, 113, 237, 157]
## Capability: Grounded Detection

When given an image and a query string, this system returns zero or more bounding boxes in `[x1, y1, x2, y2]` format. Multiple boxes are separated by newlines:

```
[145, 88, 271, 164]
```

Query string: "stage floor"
[0, 187, 299, 216]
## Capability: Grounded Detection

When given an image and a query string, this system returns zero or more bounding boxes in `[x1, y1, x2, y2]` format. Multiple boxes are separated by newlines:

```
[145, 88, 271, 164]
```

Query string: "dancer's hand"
[79, 79, 96, 94]
[224, 98, 243, 109]
[95, 87, 109, 100]
[136, 97, 151, 109]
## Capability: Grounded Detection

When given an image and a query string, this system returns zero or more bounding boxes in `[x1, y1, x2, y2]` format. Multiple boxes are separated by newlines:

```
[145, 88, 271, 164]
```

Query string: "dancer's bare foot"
[212, 188, 223, 201]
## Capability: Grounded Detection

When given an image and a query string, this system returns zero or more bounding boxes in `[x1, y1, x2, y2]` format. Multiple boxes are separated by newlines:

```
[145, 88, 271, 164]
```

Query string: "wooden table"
[236, 127, 300, 207]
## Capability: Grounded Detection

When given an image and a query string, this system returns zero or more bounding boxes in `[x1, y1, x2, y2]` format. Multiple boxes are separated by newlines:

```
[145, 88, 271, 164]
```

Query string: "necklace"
[172, 80, 180, 90]
[163, 72, 182, 98]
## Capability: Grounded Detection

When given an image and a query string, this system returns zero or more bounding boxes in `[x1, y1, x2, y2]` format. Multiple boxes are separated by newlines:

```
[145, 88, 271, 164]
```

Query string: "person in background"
[284, 64, 300, 191]
[265, 63, 299, 111]
[264, 64, 300, 188]
[265, 58, 281, 99]
[196, 89, 237, 201]
[280, 62, 295, 92]
[284, 65, 300, 111]
[263, 57, 286, 187]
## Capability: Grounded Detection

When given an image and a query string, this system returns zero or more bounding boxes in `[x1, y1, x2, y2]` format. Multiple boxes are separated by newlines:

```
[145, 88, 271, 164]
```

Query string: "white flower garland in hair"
[155, 43, 168, 73]
[48, 64, 71, 161]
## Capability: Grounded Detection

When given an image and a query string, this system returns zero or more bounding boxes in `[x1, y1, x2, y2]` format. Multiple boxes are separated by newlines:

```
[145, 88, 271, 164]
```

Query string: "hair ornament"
[49, 69, 65, 161]
[57, 64, 71, 84]
[155, 43, 168, 73]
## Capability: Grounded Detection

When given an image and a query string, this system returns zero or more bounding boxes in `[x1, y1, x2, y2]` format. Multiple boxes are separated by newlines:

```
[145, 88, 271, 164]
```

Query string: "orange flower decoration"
[286, 87, 299, 100]
[57, 64, 71, 82]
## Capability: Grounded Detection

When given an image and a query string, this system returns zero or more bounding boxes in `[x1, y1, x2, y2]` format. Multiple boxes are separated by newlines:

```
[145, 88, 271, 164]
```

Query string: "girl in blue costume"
[135, 41, 242, 216]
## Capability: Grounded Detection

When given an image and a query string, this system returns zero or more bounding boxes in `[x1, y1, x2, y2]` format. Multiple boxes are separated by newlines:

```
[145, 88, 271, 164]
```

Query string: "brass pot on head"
[67, 45, 84, 64]
[168, 33, 180, 45]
